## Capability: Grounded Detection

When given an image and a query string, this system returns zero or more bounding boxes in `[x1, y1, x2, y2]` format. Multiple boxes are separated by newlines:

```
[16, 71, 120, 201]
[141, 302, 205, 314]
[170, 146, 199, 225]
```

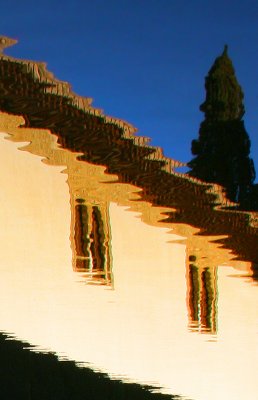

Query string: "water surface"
[0, 118, 257, 400]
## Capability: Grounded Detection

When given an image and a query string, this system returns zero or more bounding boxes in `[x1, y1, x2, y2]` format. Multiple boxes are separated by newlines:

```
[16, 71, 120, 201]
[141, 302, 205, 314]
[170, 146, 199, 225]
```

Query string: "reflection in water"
[72, 199, 112, 286]
[74, 200, 90, 259]
[187, 256, 217, 334]
[0, 64, 257, 399]
[0, 112, 258, 400]
[0, 331, 179, 400]
[0, 36, 256, 269]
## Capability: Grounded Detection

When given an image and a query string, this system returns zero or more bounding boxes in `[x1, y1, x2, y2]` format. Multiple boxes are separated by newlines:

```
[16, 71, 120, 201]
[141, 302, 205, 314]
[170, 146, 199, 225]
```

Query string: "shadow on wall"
[0, 332, 183, 400]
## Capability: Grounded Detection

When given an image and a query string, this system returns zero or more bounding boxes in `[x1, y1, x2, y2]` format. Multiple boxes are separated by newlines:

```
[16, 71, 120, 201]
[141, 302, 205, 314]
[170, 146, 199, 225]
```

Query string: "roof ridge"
[0, 36, 256, 220]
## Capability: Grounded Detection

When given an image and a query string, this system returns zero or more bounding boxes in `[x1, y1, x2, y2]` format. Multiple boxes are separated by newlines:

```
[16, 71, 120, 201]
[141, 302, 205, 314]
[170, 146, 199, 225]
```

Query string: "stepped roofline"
[0, 36, 257, 264]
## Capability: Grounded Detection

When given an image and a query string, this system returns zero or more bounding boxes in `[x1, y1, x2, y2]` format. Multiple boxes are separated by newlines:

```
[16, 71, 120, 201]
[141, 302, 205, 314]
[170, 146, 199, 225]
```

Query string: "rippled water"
[0, 120, 257, 400]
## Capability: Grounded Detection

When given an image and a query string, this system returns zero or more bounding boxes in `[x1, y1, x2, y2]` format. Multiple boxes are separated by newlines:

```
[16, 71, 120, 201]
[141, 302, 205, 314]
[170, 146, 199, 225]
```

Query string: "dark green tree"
[188, 46, 256, 208]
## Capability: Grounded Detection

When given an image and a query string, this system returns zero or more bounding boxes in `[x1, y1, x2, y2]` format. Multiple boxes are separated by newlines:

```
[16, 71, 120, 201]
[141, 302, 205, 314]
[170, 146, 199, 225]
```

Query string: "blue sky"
[1, 0, 258, 180]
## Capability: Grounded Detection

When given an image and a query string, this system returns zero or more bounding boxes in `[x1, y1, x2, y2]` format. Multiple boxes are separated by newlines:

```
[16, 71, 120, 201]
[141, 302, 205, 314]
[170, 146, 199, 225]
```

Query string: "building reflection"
[187, 255, 218, 334]
[1, 116, 258, 400]
[0, 111, 255, 335]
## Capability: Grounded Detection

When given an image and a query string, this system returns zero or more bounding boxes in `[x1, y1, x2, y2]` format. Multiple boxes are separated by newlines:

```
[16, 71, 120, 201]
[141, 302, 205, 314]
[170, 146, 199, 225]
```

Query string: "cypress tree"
[188, 46, 256, 208]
